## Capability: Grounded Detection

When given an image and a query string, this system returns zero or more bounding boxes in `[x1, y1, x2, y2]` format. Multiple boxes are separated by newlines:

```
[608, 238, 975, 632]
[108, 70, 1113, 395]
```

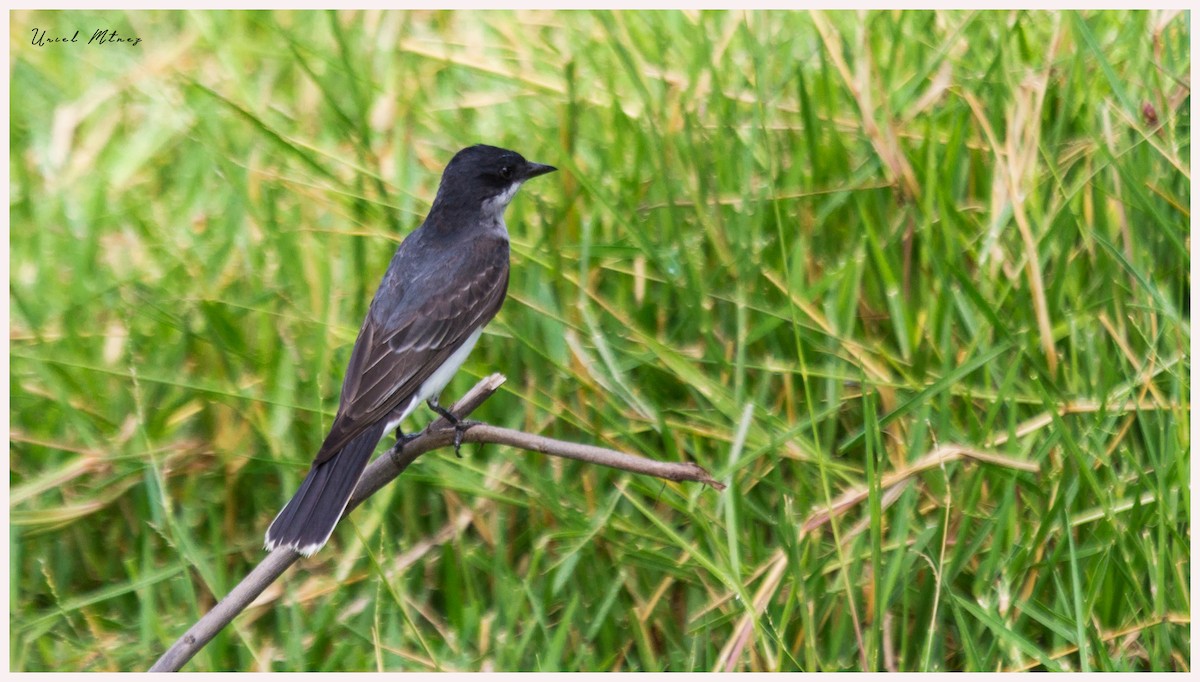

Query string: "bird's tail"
[264, 421, 387, 556]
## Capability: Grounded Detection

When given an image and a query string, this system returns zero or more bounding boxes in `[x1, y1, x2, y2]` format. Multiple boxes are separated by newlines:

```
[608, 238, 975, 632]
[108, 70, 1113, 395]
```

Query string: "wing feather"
[312, 238, 508, 465]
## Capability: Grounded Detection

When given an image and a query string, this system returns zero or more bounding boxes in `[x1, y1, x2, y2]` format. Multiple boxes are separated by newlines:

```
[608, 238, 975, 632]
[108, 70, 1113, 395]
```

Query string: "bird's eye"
[499, 165, 513, 180]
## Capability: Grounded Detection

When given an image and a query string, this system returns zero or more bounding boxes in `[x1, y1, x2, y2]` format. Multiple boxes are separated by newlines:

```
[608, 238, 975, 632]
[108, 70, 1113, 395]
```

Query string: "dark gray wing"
[311, 235, 509, 465]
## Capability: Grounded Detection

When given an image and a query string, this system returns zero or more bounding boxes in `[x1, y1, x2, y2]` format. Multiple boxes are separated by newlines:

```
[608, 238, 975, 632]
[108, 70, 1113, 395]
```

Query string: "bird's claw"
[427, 399, 477, 458]
[445, 418, 480, 458]
[393, 428, 420, 449]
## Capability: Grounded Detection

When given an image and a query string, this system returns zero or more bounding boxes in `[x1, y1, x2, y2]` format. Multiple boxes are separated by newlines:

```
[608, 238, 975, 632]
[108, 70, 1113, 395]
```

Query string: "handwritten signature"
[31, 28, 142, 47]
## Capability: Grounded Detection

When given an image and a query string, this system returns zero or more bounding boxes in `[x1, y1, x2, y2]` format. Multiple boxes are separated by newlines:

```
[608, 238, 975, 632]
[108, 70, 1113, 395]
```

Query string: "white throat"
[482, 182, 522, 217]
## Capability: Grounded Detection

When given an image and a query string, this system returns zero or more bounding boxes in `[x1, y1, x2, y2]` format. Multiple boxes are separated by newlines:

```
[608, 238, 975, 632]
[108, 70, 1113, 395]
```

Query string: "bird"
[265, 144, 556, 556]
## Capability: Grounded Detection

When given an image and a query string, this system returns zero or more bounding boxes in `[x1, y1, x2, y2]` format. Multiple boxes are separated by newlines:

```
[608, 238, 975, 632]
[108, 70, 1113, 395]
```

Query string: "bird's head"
[432, 144, 556, 217]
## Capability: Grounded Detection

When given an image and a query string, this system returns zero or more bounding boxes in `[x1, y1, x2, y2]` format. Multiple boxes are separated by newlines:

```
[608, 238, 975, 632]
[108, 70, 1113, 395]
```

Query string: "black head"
[431, 144, 556, 215]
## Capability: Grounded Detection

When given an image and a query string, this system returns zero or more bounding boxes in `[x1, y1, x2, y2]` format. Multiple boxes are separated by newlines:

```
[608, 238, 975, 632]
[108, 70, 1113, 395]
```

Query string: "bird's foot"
[394, 427, 420, 449]
[387, 428, 421, 466]
[427, 399, 478, 458]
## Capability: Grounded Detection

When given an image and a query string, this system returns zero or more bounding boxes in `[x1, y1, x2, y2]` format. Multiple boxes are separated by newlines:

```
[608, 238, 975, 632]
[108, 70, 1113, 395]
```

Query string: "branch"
[149, 374, 721, 671]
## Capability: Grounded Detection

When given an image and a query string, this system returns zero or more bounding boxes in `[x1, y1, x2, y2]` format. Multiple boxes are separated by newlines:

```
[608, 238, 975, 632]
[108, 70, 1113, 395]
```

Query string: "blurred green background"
[9, 9, 1190, 672]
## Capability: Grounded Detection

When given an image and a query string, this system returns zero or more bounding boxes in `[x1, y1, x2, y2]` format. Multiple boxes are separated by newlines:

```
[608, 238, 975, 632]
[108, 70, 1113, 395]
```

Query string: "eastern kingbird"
[265, 144, 556, 556]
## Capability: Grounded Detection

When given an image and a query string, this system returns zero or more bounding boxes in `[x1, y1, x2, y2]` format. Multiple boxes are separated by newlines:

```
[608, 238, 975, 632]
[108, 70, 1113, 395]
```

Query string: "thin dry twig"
[149, 374, 721, 671]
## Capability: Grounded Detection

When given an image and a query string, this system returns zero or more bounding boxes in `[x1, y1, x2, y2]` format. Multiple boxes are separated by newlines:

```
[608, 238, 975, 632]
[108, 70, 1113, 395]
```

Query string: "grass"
[9, 8, 1191, 672]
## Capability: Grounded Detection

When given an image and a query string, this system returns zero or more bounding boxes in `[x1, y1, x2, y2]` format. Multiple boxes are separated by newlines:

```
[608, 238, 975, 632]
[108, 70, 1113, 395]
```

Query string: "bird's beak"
[523, 162, 557, 179]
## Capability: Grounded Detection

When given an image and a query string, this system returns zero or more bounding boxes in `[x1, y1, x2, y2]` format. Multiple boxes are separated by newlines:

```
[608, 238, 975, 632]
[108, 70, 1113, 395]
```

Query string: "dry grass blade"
[802, 444, 1039, 533]
[810, 10, 920, 201]
[713, 550, 789, 671]
[1006, 613, 1190, 672]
